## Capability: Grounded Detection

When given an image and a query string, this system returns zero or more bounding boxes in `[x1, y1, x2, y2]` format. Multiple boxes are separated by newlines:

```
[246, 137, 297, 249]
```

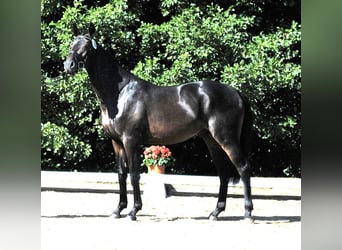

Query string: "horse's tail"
[239, 92, 253, 160]
[229, 92, 253, 185]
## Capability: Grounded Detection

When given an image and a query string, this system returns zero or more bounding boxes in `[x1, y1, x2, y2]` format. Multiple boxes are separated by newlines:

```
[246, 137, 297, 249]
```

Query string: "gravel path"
[41, 191, 301, 250]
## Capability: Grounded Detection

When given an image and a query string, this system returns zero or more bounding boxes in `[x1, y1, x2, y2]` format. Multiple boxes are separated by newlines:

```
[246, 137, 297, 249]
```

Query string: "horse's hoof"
[244, 217, 254, 224]
[111, 212, 121, 219]
[209, 214, 218, 221]
[127, 214, 137, 221]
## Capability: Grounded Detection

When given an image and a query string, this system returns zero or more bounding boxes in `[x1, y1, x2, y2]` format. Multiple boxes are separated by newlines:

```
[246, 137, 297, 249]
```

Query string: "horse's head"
[64, 23, 97, 75]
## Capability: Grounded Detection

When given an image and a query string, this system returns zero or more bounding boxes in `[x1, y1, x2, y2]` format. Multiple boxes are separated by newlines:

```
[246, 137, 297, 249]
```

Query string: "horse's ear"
[88, 23, 96, 37]
[72, 23, 79, 36]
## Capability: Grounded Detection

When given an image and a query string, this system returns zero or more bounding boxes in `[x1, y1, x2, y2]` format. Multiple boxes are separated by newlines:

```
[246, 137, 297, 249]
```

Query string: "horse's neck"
[86, 48, 130, 117]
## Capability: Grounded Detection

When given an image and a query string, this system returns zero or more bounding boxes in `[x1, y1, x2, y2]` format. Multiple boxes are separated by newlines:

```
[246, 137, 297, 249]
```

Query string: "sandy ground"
[41, 191, 301, 250]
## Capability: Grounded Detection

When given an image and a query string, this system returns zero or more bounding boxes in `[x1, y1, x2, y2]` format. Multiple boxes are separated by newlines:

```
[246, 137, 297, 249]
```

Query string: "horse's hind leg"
[201, 133, 234, 220]
[207, 123, 253, 221]
[209, 174, 228, 220]
[220, 141, 254, 221]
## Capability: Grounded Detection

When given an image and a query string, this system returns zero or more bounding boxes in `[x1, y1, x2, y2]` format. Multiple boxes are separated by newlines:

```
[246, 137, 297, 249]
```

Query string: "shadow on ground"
[42, 214, 301, 223]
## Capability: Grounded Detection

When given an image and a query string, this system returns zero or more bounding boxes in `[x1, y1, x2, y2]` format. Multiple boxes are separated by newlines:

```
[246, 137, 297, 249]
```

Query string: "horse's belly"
[148, 120, 204, 144]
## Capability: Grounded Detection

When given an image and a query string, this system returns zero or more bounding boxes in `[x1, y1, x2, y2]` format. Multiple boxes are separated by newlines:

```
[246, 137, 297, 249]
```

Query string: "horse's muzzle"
[64, 58, 77, 75]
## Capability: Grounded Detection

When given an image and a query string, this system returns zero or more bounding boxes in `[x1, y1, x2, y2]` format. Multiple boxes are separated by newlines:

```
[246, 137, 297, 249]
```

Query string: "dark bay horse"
[64, 24, 254, 222]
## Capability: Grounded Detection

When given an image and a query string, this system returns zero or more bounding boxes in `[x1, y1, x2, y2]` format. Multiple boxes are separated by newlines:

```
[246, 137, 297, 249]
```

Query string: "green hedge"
[41, 0, 301, 177]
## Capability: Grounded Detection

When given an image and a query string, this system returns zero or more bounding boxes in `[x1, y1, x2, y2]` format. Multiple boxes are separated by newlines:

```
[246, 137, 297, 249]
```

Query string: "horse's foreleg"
[127, 171, 142, 221]
[123, 138, 142, 221]
[111, 140, 128, 218]
[112, 167, 128, 218]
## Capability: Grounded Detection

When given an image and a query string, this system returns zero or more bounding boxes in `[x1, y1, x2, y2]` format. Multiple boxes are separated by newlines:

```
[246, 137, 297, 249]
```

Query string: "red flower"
[141, 145, 175, 168]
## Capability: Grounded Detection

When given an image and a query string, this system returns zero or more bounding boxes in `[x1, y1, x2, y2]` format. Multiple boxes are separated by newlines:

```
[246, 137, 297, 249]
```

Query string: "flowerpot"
[148, 165, 165, 174]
